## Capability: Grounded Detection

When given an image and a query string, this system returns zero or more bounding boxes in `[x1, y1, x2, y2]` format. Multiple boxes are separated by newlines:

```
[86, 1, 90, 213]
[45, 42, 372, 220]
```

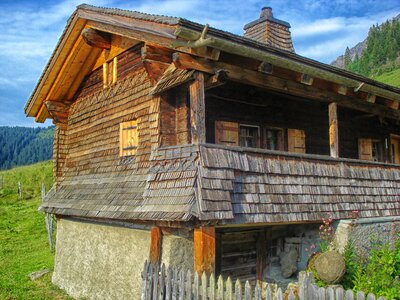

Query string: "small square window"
[120, 120, 138, 157]
[239, 125, 260, 148]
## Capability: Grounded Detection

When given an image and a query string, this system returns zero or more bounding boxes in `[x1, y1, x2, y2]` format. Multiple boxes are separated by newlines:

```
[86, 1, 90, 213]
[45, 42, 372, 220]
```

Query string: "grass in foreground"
[0, 161, 71, 299]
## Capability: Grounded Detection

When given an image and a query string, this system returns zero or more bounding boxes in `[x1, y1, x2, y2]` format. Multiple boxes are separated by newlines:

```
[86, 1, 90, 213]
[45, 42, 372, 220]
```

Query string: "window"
[239, 125, 260, 148]
[215, 121, 239, 146]
[358, 138, 383, 162]
[120, 120, 138, 157]
[103, 57, 117, 88]
[287, 128, 306, 153]
[390, 135, 400, 164]
[264, 127, 284, 150]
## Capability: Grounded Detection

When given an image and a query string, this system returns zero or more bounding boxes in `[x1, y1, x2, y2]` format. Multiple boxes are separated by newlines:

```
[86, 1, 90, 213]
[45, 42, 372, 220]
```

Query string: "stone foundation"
[53, 218, 150, 300]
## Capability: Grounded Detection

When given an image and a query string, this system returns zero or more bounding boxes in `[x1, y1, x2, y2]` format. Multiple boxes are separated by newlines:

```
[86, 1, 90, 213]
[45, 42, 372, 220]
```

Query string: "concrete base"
[161, 233, 194, 271]
[53, 218, 150, 300]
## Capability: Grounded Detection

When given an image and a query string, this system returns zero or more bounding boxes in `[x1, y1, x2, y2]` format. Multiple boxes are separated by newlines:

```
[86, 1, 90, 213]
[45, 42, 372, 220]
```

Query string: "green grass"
[373, 68, 400, 87]
[0, 161, 71, 300]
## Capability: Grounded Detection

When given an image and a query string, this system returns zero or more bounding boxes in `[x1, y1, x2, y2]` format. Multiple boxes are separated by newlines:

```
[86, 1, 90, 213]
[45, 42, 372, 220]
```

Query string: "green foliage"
[0, 161, 71, 299]
[345, 236, 400, 300]
[341, 242, 358, 290]
[0, 126, 54, 170]
[346, 17, 400, 84]
[372, 67, 400, 87]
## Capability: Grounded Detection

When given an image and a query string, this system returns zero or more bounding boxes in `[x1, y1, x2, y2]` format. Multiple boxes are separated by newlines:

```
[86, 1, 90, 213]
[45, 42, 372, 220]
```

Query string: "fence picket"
[244, 281, 251, 300]
[201, 272, 207, 300]
[217, 275, 224, 300]
[185, 270, 192, 300]
[179, 269, 185, 300]
[366, 293, 376, 300]
[335, 287, 344, 300]
[166, 266, 172, 300]
[141, 261, 149, 300]
[276, 288, 283, 300]
[357, 291, 365, 300]
[194, 272, 200, 300]
[235, 279, 242, 300]
[326, 287, 334, 300]
[159, 264, 166, 300]
[172, 268, 178, 300]
[288, 288, 296, 300]
[254, 282, 261, 300]
[226, 277, 233, 300]
[265, 284, 272, 300]
[152, 264, 159, 300]
[210, 273, 216, 300]
[140, 262, 384, 300]
[345, 289, 355, 300]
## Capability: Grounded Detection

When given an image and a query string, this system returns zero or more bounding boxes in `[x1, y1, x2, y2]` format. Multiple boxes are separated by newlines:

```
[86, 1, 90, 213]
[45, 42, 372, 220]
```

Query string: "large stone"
[280, 248, 298, 278]
[313, 251, 345, 284]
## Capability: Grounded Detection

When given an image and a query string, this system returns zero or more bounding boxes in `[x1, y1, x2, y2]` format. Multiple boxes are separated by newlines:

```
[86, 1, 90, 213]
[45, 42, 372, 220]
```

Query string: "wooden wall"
[59, 43, 160, 182]
[53, 125, 68, 186]
[205, 82, 400, 160]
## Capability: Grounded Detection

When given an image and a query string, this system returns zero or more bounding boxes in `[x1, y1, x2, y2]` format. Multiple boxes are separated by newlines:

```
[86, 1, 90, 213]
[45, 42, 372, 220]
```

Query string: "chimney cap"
[244, 7, 290, 30]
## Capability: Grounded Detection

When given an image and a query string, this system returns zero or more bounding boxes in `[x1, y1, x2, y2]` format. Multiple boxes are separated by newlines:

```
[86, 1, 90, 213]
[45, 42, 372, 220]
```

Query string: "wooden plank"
[173, 52, 400, 120]
[189, 72, 206, 144]
[194, 226, 215, 276]
[81, 27, 111, 49]
[329, 102, 339, 158]
[150, 227, 162, 264]
[256, 230, 267, 281]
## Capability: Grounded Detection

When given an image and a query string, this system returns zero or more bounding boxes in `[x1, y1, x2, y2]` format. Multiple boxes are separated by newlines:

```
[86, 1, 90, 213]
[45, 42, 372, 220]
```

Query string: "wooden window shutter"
[358, 138, 373, 161]
[215, 121, 239, 146]
[120, 120, 138, 156]
[287, 129, 306, 153]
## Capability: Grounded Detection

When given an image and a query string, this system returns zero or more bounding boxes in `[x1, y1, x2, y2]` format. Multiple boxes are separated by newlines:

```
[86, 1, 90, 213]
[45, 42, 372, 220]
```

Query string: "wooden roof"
[41, 143, 400, 224]
[26, 4, 400, 123]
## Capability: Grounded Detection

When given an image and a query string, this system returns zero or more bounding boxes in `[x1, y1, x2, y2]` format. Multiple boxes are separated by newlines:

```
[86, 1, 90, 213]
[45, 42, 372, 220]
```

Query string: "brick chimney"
[244, 7, 294, 52]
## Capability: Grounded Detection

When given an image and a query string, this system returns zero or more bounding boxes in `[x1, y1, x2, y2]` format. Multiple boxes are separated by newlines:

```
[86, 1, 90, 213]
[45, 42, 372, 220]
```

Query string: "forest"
[0, 126, 54, 170]
[346, 17, 400, 79]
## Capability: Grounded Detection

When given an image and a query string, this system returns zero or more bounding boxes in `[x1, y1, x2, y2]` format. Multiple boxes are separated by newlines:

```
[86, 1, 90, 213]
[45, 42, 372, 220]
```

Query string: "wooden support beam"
[337, 85, 347, 95]
[256, 230, 267, 282]
[300, 73, 314, 85]
[174, 26, 400, 102]
[173, 52, 400, 120]
[189, 72, 206, 144]
[258, 62, 273, 74]
[367, 93, 376, 103]
[149, 227, 162, 264]
[194, 226, 215, 275]
[44, 100, 70, 125]
[329, 102, 339, 158]
[205, 70, 228, 90]
[81, 28, 111, 49]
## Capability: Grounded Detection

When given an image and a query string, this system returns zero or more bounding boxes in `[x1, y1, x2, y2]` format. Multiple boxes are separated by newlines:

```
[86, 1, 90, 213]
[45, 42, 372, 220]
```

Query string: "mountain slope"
[0, 126, 54, 170]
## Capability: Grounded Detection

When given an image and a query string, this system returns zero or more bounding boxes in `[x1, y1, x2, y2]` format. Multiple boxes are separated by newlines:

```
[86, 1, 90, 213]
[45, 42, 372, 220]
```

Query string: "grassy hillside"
[373, 68, 400, 87]
[0, 161, 71, 299]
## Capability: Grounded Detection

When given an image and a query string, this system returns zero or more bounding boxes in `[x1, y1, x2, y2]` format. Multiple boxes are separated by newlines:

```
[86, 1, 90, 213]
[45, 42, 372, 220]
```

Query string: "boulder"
[313, 251, 345, 284]
[280, 248, 298, 278]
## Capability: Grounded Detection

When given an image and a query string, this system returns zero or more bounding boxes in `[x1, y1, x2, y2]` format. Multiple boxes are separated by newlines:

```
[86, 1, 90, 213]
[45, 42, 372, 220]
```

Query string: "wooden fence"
[141, 261, 385, 300]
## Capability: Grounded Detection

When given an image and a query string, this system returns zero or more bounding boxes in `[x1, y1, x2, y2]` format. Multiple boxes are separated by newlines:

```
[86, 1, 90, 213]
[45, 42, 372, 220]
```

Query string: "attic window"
[103, 57, 118, 88]
[120, 120, 138, 157]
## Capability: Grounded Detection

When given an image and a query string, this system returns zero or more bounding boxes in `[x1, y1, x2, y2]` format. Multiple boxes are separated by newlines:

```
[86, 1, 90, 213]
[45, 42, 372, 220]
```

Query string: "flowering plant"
[319, 213, 335, 252]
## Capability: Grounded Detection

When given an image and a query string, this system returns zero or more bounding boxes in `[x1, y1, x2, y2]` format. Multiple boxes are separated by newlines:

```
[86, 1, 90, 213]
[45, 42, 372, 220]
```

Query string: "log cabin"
[25, 4, 400, 299]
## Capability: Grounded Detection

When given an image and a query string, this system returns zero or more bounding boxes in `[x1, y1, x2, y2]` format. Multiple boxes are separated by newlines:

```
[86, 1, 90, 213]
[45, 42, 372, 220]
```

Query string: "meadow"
[0, 161, 71, 299]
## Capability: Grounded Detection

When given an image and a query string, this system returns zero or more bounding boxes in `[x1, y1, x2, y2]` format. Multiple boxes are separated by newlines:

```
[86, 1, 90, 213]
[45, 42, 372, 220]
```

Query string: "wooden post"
[256, 230, 267, 282]
[189, 72, 206, 144]
[329, 102, 339, 158]
[194, 226, 215, 275]
[149, 227, 162, 264]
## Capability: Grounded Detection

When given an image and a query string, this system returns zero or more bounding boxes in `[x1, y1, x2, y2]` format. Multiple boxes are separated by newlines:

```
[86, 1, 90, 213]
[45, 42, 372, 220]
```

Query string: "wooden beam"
[256, 230, 267, 282]
[173, 52, 400, 120]
[81, 28, 111, 49]
[44, 100, 70, 125]
[205, 70, 228, 90]
[337, 85, 347, 95]
[258, 62, 273, 74]
[189, 72, 206, 144]
[194, 226, 215, 275]
[174, 26, 400, 102]
[300, 73, 314, 85]
[149, 227, 162, 264]
[329, 102, 339, 158]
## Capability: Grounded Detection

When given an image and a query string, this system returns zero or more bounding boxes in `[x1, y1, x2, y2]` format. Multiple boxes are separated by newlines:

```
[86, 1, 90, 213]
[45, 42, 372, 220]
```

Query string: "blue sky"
[0, 0, 399, 127]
